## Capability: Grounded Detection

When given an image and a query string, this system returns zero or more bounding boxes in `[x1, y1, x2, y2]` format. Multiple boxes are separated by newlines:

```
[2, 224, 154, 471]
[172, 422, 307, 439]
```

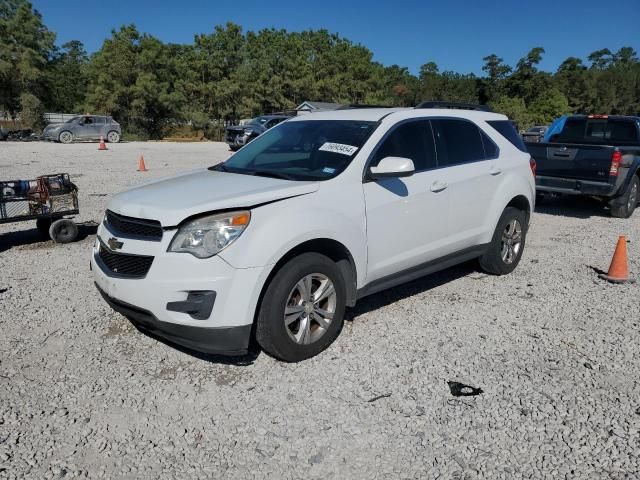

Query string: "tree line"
[1, 0, 639, 139]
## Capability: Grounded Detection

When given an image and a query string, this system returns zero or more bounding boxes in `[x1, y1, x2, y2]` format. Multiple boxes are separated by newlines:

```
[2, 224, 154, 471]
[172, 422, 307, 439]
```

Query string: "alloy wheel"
[500, 218, 522, 264]
[284, 273, 336, 345]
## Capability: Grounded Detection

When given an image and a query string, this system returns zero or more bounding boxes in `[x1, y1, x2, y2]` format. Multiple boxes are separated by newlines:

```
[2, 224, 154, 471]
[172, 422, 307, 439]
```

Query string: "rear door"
[431, 118, 501, 250]
[363, 119, 450, 282]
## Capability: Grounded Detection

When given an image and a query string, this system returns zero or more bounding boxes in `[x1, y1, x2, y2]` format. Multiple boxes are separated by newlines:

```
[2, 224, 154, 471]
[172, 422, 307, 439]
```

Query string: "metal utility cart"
[0, 173, 80, 243]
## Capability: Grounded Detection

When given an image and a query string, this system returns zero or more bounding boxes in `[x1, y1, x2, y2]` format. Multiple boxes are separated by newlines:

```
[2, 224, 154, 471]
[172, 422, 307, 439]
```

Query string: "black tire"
[36, 218, 52, 238]
[256, 252, 346, 362]
[58, 131, 73, 144]
[610, 176, 639, 219]
[106, 130, 120, 143]
[478, 207, 527, 275]
[49, 219, 78, 243]
[229, 145, 240, 151]
[535, 192, 546, 207]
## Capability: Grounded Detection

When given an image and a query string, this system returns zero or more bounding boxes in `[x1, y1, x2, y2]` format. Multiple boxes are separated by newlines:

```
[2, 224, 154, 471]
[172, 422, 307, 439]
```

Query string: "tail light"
[529, 157, 536, 177]
[610, 151, 622, 177]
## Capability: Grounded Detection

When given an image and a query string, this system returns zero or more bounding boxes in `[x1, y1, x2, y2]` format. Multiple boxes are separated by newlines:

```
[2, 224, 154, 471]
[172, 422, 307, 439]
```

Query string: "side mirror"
[369, 156, 415, 180]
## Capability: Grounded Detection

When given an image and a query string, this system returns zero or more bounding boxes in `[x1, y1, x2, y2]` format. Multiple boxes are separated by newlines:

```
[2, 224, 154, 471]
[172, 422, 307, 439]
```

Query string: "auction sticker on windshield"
[318, 142, 359, 156]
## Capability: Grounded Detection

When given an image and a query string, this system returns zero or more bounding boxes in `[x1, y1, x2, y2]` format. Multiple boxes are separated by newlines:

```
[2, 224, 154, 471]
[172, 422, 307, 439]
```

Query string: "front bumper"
[91, 221, 267, 355]
[42, 130, 58, 141]
[96, 284, 251, 355]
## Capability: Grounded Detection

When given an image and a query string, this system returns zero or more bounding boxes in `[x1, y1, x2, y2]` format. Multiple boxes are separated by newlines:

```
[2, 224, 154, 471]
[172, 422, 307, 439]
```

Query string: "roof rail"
[415, 101, 493, 112]
[336, 104, 395, 110]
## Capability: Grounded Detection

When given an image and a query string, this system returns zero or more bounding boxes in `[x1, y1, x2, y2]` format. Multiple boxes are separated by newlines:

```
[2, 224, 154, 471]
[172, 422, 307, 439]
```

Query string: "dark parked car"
[42, 115, 121, 144]
[225, 115, 289, 151]
[527, 115, 640, 218]
[522, 125, 547, 143]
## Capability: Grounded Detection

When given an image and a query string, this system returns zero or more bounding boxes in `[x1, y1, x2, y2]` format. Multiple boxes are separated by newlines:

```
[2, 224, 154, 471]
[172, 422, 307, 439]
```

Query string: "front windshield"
[212, 120, 378, 181]
[65, 116, 80, 123]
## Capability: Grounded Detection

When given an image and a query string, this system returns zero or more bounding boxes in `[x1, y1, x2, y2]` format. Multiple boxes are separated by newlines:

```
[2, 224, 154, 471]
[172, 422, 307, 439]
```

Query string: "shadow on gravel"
[535, 195, 610, 219]
[131, 323, 260, 367]
[0, 222, 98, 253]
[348, 261, 478, 319]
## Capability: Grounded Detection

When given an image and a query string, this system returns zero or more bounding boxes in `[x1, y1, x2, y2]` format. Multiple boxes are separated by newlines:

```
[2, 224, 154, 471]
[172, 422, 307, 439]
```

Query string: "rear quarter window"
[432, 119, 493, 166]
[487, 120, 527, 152]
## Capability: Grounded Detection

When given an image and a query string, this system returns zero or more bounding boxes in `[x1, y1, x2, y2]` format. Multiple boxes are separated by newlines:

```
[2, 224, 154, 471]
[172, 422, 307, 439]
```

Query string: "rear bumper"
[536, 175, 615, 197]
[96, 283, 252, 355]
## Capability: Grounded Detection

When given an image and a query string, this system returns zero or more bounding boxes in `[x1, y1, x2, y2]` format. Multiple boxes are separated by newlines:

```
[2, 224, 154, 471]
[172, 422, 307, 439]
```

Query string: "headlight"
[243, 129, 253, 136]
[168, 211, 250, 258]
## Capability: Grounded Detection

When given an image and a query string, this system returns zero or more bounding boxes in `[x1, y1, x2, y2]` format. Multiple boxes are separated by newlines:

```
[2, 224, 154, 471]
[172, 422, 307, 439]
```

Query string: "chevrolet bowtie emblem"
[107, 237, 124, 250]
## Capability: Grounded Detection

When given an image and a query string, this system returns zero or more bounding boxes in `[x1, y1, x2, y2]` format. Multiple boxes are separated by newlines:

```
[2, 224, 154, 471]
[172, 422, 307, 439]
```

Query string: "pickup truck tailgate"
[532, 143, 614, 182]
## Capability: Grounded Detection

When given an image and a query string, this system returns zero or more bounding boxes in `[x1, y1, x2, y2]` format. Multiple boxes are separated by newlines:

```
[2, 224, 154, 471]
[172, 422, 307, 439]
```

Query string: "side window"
[82, 116, 93, 125]
[487, 120, 526, 152]
[371, 120, 436, 172]
[94, 116, 106, 125]
[480, 130, 499, 158]
[432, 119, 487, 166]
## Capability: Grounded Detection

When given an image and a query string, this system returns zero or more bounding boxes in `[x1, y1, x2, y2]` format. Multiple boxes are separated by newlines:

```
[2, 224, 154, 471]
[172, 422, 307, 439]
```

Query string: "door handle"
[430, 181, 448, 193]
[489, 167, 502, 176]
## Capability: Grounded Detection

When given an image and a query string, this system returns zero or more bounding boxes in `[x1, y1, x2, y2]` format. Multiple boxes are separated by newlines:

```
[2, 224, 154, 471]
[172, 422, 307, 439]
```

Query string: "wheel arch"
[257, 238, 358, 313]
[505, 194, 532, 225]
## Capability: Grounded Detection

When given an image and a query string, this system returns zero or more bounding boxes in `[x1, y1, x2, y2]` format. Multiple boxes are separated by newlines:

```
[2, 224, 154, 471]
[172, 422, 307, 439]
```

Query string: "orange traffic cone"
[98, 135, 108, 151]
[599, 235, 635, 284]
[137, 154, 148, 172]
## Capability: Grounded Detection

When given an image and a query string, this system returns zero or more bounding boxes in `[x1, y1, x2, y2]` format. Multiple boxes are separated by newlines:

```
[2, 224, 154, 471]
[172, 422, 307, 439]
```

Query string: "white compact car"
[92, 102, 536, 361]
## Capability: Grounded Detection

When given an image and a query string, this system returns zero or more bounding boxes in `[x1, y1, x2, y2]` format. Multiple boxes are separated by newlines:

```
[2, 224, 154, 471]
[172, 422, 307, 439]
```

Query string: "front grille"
[105, 210, 162, 240]
[97, 240, 154, 278]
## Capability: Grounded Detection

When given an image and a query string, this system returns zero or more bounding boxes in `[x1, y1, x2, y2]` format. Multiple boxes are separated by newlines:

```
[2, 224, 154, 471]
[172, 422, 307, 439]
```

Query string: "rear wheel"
[256, 253, 346, 362]
[49, 219, 78, 243]
[106, 130, 120, 143]
[610, 176, 638, 218]
[479, 207, 527, 275]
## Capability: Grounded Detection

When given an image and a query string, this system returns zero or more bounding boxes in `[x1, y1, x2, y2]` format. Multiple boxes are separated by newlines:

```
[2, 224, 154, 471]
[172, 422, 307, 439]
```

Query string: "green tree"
[47, 40, 88, 112]
[0, 0, 55, 117]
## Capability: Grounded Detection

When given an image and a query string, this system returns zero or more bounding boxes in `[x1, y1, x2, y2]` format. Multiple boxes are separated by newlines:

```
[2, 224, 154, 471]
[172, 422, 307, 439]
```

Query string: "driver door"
[363, 120, 451, 283]
[75, 116, 94, 139]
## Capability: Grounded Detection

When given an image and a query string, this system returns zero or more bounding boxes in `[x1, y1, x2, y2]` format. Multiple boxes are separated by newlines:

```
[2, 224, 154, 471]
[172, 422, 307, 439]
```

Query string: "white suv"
[92, 103, 535, 362]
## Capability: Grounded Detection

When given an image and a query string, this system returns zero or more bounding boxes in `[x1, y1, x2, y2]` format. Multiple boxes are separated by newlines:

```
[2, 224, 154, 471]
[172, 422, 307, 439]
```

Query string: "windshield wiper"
[209, 163, 229, 172]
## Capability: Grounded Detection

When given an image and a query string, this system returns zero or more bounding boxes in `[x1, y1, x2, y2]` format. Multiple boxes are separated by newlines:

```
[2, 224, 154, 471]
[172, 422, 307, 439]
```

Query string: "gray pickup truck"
[527, 115, 640, 218]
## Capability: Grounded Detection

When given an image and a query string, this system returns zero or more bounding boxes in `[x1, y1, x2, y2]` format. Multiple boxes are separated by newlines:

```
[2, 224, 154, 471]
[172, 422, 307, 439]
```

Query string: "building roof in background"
[296, 101, 344, 111]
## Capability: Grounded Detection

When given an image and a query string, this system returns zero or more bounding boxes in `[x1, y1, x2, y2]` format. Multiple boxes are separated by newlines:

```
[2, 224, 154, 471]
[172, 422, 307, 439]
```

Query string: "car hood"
[45, 123, 64, 130]
[107, 168, 319, 226]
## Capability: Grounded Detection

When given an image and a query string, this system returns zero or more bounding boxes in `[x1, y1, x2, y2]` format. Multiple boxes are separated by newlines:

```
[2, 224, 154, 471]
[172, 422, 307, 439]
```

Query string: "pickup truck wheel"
[256, 253, 346, 362]
[479, 207, 527, 275]
[610, 176, 638, 218]
[535, 192, 546, 207]
[58, 131, 73, 144]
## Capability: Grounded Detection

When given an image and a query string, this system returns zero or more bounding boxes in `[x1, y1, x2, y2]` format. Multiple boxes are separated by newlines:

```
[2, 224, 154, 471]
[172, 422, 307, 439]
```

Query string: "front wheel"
[610, 176, 638, 219]
[256, 253, 346, 362]
[106, 130, 120, 143]
[479, 207, 527, 275]
[58, 131, 73, 144]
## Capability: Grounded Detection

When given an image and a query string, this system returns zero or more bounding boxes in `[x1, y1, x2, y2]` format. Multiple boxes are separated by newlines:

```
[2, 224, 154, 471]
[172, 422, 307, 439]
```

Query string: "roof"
[296, 101, 344, 111]
[287, 107, 507, 123]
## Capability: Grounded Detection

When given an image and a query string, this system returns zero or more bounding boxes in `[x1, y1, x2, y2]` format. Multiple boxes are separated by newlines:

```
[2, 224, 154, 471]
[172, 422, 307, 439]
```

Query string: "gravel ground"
[1, 141, 639, 479]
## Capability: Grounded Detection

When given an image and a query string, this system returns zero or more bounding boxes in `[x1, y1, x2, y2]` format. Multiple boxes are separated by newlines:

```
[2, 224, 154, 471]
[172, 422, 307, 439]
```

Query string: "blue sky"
[32, 0, 640, 75]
